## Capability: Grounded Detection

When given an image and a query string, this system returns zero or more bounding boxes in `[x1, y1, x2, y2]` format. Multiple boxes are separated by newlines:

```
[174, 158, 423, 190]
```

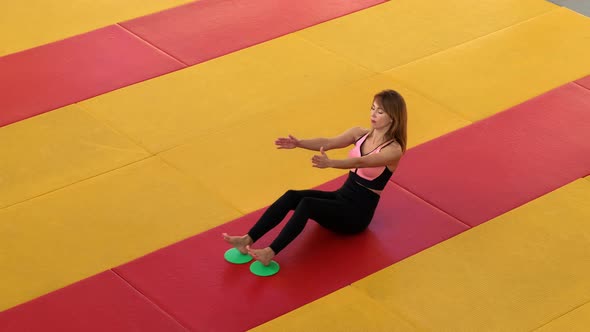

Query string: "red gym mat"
[112, 176, 468, 331]
[0, 25, 184, 127]
[576, 74, 590, 90]
[0, 271, 185, 332]
[121, 0, 385, 65]
[394, 82, 590, 227]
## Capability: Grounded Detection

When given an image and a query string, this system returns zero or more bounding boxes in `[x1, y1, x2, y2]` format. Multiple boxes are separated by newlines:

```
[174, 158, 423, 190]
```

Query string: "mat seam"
[116, 1, 389, 70]
[529, 299, 590, 331]
[293, 33, 379, 74]
[116, 23, 189, 67]
[0, 155, 153, 211]
[392, 180, 471, 229]
[154, 154, 247, 216]
[286, 0, 389, 74]
[0, 106, 157, 211]
[384, 7, 560, 73]
[295, 6, 558, 75]
[348, 284, 426, 330]
[291, 33, 378, 74]
[110, 269, 192, 332]
[387, 75, 475, 125]
[78, 105, 155, 155]
[387, 75, 480, 123]
[573, 80, 590, 91]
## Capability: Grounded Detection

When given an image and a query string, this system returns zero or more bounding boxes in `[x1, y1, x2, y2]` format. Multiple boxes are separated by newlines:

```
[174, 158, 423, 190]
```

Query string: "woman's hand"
[312, 147, 332, 168]
[275, 135, 300, 149]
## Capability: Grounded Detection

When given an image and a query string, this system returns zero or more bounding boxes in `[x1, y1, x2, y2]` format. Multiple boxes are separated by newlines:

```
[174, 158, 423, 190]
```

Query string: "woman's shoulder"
[381, 140, 403, 155]
[350, 127, 370, 141]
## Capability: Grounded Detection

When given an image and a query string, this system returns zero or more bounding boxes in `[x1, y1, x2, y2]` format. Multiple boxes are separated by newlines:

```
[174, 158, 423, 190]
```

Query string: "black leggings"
[248, 174, 380, 254]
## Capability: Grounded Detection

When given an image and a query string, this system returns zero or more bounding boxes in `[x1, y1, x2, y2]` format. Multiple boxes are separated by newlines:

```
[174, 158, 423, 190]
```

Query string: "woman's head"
[371, 89, 407, 152]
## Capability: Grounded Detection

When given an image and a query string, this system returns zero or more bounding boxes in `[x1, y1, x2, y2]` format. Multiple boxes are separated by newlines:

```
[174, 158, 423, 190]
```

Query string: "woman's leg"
[223, 189, 337, 254]
[247, 189, 338, 242]
[267, 196, 368, 255]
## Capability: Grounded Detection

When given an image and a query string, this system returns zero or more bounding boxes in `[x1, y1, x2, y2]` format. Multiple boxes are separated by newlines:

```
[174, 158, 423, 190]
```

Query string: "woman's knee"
[295, 197, 314, 213]
[281, 190, 300, 201]
[274, 190, 302, 208]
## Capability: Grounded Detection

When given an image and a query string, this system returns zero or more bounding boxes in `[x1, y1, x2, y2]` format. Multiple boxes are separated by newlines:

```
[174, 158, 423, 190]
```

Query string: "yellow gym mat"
[296, 0, 555, 72]
[251, 286, 419, 331]
[79, 34, 373, 154]
[0, 157, 241, 311]
[0, 105, 150, 209]
[351, 179, 590, 331]
[387, 7, 590, 121]
[159, 74, 471, 213]
[536, 301, 590, 332]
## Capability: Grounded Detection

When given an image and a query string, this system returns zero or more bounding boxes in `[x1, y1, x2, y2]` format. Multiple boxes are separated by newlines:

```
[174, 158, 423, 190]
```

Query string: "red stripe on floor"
[0, 271, 186, 332]
[111, 177, 467, 331]
[0, 0, 384, 127]
[120, 0, 386, 65]
[394, 82, 590, 226]
[0, 25, 185, 127]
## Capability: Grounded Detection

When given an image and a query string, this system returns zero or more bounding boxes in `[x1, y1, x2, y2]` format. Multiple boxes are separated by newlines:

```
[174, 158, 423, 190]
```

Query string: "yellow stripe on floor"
[0, 157, 241, 311]
[0, 0, 193, 56]
[250, 286, 420, 331]
[296, 0, 555, 72]
[160, 74, 471, 213]
[79, 34, 373, 154]
[387, 7, 590, 121]
[350, 179, 590, 331]
[0, 105, 150, 209]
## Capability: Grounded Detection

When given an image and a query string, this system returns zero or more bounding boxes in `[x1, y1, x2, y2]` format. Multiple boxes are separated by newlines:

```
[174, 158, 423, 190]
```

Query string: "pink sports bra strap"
[375, 139, 395, 152]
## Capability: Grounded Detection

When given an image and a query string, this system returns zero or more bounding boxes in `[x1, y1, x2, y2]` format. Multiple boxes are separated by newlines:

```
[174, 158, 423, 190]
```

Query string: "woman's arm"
[312, 144, 403, 169]
[275, 127, 367, 151]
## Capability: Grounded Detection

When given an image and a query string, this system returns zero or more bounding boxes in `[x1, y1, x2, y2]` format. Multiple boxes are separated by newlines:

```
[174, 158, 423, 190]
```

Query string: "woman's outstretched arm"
[312, 144, 403, 170]
[275, 127, 367, 151]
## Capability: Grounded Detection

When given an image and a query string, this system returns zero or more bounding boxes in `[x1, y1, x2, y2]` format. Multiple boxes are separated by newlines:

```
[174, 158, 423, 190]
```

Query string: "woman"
[223, 90, 407, 266]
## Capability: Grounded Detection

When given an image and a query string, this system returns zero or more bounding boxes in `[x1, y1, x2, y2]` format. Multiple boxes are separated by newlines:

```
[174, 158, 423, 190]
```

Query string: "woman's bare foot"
[222, 233, 252, 254]
[246, 246, 275, 266]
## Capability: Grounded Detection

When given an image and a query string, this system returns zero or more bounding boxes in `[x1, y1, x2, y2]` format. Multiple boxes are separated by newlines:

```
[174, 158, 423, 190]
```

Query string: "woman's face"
[370, 99, 392, 130]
